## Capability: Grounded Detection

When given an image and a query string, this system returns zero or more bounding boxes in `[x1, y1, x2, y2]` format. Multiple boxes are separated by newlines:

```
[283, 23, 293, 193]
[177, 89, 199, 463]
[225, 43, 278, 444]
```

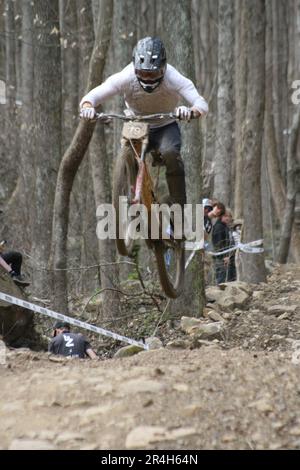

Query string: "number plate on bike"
[122, 122, 149, 140]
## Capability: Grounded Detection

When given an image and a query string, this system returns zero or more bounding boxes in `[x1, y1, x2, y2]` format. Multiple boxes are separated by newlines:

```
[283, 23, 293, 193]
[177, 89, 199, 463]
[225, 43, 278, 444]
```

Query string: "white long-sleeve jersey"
[80, 63, 208, 127]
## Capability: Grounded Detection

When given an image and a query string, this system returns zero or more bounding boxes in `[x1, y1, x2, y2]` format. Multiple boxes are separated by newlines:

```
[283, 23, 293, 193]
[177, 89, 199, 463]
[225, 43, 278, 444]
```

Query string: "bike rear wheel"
[154, 240, 185, 298]
[113, 145, 137, 257]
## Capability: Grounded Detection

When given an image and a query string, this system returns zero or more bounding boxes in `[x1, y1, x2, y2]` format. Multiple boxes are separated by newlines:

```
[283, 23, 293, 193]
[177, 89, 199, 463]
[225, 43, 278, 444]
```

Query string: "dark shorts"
[148, 121, 181, 156]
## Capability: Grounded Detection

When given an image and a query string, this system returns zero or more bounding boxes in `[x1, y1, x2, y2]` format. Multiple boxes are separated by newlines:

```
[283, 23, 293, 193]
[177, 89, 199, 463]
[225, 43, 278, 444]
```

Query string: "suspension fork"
[133, 137, 148, 204]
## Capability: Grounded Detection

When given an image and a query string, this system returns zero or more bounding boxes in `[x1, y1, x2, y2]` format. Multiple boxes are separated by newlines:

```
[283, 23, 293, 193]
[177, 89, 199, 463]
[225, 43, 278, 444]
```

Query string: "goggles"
[135, 68, 164, 83]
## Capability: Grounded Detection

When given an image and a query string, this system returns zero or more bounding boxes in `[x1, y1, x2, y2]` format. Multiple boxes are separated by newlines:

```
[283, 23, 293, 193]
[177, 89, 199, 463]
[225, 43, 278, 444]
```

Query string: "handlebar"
[94, 111, 197, 122]
[95, 112, 177, 122]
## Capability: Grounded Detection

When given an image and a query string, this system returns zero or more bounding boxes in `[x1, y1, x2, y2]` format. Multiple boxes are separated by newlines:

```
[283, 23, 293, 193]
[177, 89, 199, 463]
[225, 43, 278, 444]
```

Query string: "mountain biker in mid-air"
[80, 36, 208, 233]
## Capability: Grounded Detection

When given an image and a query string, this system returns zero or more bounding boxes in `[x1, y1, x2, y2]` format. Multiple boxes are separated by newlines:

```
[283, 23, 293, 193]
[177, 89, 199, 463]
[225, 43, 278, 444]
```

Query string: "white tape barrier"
[0, 292, 149, 351]
[184, 239, 264, 270]
[207, 239, 264, 257]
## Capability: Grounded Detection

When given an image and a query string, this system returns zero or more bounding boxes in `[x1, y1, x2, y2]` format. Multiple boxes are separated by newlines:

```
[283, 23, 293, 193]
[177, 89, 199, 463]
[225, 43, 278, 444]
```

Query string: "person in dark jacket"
[212, 204, 236, 284]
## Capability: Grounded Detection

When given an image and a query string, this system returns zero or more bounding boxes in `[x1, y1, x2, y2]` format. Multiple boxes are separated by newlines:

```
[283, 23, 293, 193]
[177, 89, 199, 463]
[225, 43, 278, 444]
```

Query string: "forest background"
[0, 0, 299, 321]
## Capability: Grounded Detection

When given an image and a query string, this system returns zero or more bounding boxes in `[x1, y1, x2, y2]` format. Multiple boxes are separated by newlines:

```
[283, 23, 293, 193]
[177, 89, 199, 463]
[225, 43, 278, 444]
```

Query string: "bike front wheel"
[154, 241, 185, 298]
[113, 145, 137, 257]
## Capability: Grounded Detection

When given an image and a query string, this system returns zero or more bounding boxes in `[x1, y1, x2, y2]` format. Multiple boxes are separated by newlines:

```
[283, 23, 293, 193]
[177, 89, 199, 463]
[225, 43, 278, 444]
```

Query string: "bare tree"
[162, 0, 205, 317]
[50, 0, 114, 312]
[265, 0, 300, 263]
[59, 0, 79, 149]
[234, 0, 247, 219]
[3, 0, 18, 201]
[87, 0, 138, 320]
[19, 0, 34, 246]
[213, 0, 235, 207]
[191, 0, 218, 197]
[31, 0, 62, 294]
[240, 0, 266, 283]
[277, 108, 300, 263]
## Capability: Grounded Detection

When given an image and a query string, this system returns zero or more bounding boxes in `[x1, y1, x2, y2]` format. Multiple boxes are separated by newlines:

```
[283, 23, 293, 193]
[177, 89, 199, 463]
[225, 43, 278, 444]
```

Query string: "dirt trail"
[0, 265, 300, 450]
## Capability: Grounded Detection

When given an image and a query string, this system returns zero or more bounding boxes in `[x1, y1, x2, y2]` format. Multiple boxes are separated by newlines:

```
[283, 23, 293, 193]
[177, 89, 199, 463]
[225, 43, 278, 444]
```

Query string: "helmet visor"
[135, 68, 164, 83]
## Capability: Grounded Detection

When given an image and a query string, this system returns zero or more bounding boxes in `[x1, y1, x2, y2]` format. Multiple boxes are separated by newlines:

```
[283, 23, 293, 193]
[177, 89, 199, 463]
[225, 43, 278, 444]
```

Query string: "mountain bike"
[96, 112, 189, 299]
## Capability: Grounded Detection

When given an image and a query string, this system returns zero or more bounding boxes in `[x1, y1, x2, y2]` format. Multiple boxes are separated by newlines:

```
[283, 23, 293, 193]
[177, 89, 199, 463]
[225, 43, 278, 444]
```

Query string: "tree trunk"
[31, 0, 62, 295]
[50, 0, 114, 312]
[271, 0, 289, 179]
[213, 0, 235, 208]
[277, 108, 300, 263]
[234, 0, 247, 218]
[265, 0, 300, 263]
[137, 0, 157, 37]
[90, 124, 120, 321]
[4, 0, 16, 112]
[59, 0, 79, 150]
[193, 0, 218, 197]
[162, 0, 205, 317]
[75, 0, 96, 295]
[88, 0, 137, 320]
[240, 0, 266, 283]
[3, 0, 18, 200]
[19, 0, 34, 247]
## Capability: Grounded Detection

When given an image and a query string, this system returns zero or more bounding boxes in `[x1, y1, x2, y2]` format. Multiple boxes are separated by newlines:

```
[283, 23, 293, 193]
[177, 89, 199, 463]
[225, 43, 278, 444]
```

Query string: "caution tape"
[184, 239, 264, 269]
[207, 239, 264, 257]
[0, 291, 149, 351]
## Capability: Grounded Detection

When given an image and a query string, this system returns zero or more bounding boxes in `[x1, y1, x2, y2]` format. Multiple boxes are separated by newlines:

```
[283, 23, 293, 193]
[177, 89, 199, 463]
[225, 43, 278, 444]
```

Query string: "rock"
[268, 442, 283, 450]
[180, 316, 202, 334]
[221, 433, 236, 443]
[216, 285, 250, 310]
[206, 283, 250, 311]
[125, 426, 167, 449]
[220, 281, 253, 295]
[222, 312, 232, 320]
[278, 312, 291, 320]
[248, 398, 273, 413]
[39, 431, 57, 441]
[289, 426, 300, 436]
[77, 404, 124, 426]
[138, 306, 147, 314]
[233, 310, 243, 316]
[267, 305, 298, 315]
[205, 286, 223, 303]
[48, 355, 68, 363]
[166, 339, 189, 349]
[207, 310, 225, 322]
[181, 317, 225, 339]
[271, 334, 285, 341]
[0, 401, 25, 412]
[125, 426, 197, 449]
[169, 427, 197, 439]
[203, 307, 211, 318]
[114, 344, 144, 358]
[181, 403, 203, 417]
[55, 432, 84, 444]
[119, 378, 165, 394]
[9, 439, 56, 450]
[173, 383, 189, 392]
[272, 421, 285, 431]
[145, 337, 163, 350]
[80, 443, 99, 450]
[0, 270, 36, 346]
[252, 291, 263, 300]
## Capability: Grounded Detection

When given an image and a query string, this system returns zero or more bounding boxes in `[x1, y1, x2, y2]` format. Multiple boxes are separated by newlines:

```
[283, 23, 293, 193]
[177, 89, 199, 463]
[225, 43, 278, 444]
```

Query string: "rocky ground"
[0, 264, 300, 450]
